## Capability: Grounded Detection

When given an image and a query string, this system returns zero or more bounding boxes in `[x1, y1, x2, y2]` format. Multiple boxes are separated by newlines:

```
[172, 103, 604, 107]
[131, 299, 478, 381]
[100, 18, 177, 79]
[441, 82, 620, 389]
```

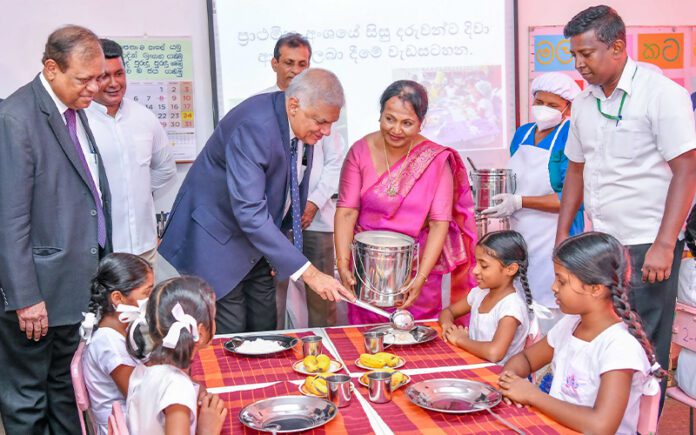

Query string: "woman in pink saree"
[335, 80, 477, 324]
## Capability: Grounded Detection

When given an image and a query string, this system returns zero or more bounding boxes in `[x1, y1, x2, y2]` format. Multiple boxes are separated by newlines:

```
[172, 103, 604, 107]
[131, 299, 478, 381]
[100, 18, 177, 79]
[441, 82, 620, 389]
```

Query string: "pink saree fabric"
[337, 139, 477, 324]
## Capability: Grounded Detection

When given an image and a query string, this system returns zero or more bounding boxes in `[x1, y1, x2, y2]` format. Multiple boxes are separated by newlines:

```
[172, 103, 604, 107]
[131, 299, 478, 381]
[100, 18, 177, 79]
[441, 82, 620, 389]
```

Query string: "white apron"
[508, 120, 567, 308]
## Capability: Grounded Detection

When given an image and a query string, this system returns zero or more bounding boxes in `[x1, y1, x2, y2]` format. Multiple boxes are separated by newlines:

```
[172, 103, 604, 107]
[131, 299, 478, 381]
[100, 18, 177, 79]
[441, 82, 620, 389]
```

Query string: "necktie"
[289, 138, 303, 251]
[64, 109, 106, 248]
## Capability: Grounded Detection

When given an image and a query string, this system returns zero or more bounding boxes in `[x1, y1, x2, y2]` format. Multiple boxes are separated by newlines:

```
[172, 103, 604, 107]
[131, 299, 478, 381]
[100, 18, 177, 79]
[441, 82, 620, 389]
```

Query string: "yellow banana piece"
[303, 376, 317, 394]
[313, 376, 328, 395]
[391, 371, 406, 388]
[303, 355, 319, 372]
[375, 352, 400, 367]
[316, 354, 331, 372]
[359, 353, 387, 368]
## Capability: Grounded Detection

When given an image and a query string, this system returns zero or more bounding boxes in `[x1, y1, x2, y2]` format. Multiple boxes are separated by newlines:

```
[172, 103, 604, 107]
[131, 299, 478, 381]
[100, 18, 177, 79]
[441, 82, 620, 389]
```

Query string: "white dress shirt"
[40, 73, 101, 196]
[87, 99, 176, 254]
[565, 57, 696, 245]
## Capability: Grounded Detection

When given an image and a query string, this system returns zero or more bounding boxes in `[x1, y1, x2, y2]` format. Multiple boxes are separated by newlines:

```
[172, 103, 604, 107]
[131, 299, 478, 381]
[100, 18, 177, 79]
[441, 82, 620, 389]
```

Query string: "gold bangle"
[417, 272, 428, 282]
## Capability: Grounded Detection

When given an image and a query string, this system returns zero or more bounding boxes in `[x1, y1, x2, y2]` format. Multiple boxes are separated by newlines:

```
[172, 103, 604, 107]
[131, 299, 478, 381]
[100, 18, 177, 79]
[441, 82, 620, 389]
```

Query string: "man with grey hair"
[159, 68, 355, 333]
[258, 33, 346, 329]
[0, 25, 111, 433]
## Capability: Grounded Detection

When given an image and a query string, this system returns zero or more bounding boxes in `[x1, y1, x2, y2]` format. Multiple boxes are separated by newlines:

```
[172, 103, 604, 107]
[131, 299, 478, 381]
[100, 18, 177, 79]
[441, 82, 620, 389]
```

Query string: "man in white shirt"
[261, 33, 346, 327]
[87, 39, 177, 264]
[556, 5, 696, 400]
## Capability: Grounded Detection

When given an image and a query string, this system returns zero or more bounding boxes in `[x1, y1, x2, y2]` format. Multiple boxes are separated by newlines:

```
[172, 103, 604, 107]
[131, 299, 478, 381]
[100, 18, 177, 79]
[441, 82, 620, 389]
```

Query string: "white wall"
[4, 0, 693, 211]
[0, 0, 214, 212]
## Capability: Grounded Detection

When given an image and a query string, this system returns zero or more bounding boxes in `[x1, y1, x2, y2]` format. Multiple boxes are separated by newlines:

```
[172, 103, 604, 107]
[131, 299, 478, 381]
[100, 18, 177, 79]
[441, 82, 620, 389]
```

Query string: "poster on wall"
[114, 37, 197, 162]
[529, 26, 695, 117]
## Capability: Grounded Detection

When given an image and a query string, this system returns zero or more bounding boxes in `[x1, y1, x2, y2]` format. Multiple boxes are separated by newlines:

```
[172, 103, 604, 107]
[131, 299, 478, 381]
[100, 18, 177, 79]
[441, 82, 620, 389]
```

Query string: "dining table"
[190, 321, 577, 434]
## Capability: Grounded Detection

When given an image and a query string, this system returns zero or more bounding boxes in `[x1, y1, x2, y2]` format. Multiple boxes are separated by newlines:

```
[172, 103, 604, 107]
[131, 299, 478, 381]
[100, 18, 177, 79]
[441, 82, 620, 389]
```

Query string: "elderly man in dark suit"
[0, 25, 111, 433]
[159, 68, 354, 333]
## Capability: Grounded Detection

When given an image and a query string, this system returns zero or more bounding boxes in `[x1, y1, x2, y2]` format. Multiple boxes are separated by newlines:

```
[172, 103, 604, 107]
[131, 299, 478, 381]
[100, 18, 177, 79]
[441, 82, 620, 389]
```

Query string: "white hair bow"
[79, 312, 97, 344]
[116, 298, 149, 324]
[162, 303, 200, 349]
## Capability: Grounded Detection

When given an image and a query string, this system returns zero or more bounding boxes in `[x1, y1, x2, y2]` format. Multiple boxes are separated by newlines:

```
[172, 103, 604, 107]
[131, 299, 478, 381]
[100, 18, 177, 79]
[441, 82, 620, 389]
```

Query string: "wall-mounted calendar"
[115, 37, 197, 162]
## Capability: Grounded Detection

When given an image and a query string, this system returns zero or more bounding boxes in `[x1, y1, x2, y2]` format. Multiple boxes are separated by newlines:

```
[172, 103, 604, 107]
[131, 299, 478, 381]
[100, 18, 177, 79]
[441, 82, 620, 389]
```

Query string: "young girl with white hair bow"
[126, 276, 227, 435]
[81, 253, 153, 435]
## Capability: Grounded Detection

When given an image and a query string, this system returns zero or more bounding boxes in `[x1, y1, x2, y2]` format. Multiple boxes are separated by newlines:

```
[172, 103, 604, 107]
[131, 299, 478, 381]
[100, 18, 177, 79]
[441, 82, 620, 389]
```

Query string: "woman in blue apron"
[483, 72, 584, 333]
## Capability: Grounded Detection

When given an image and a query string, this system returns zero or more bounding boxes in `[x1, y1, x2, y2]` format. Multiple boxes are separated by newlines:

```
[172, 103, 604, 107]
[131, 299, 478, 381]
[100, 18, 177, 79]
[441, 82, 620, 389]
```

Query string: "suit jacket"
[159, 92, 313, 298]
[0, 74, 112, 326]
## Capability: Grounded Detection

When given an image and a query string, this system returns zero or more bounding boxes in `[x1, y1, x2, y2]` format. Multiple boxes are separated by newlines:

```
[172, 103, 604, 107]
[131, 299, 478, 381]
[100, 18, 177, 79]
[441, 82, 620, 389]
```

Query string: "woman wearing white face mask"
[483, 72, 583, 332]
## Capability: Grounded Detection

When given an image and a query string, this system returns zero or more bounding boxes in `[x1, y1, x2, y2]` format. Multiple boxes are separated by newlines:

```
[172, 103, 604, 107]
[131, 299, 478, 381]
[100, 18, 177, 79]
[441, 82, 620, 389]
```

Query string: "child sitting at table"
[497, 232, 665, 434]
[438, 230, 533, 364]
[126, 276, 227, 435]
[82, 253, 153, 435]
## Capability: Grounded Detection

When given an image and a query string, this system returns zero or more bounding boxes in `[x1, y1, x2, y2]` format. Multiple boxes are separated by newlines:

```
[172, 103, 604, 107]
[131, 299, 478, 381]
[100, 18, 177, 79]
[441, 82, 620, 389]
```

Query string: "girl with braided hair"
[82, 253, 153, 435]
[499, 232, 664, 435]
[438, 230, 534, 364]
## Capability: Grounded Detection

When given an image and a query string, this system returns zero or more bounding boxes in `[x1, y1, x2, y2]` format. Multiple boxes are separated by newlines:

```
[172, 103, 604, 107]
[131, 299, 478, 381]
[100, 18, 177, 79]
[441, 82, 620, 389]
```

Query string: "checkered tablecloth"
[354, 366, 577, 434]
[191, 331, 341, 388]
[324, 321, 487, 371]
[218, 381, 375, 435]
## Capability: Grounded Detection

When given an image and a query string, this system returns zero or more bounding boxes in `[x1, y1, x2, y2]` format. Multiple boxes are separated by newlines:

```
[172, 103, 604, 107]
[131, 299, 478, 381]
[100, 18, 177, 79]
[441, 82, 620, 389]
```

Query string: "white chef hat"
[531, 72, 581, 102]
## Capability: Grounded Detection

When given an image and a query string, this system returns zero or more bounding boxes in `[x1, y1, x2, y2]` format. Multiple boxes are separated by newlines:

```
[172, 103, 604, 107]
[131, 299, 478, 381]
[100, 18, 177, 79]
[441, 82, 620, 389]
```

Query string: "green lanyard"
[595, 66, 637, 125]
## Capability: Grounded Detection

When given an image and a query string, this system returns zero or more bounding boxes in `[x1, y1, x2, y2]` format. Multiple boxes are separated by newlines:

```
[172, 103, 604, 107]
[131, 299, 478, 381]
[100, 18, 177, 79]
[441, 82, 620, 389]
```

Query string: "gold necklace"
[383, 138, 414, 196]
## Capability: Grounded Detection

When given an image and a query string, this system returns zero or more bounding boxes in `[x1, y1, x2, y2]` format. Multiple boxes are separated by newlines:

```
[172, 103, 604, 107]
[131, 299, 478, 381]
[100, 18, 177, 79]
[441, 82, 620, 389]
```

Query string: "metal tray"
[370, 325, 438, 346]
[224, 334, 298, 356]
[239, 395, 337, 433]
[405, 378, 502, 413]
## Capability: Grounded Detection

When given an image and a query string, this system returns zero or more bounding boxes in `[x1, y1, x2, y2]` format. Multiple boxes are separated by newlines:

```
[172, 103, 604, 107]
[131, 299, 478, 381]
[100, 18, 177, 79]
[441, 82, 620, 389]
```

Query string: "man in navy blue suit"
[159, 69, 354, 332]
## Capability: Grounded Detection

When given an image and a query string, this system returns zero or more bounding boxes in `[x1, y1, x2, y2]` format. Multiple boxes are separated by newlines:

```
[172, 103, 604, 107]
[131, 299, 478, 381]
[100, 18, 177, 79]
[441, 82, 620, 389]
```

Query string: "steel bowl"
[239, 395, 337, 433]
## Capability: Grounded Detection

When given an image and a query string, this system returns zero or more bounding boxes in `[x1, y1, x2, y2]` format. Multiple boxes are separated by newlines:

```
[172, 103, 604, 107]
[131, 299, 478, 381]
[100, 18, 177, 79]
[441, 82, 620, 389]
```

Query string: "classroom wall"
[3, 1, 694, 212]
[517, 0, 696, 122]
[0, 0, 213, 212]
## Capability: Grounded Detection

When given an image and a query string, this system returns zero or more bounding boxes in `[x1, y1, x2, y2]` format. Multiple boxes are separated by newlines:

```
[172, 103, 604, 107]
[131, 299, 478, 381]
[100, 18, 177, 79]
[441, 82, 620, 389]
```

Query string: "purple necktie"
[64, 109, 106, 248]
[289, 138, 303, 251]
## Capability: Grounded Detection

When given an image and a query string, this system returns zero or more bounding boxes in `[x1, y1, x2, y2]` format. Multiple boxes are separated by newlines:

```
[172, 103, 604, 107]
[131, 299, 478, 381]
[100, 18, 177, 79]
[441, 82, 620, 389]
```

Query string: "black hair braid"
[610, 269, 668, 380]
[518, 264, 534, 314]
[88, 277, 109, 320]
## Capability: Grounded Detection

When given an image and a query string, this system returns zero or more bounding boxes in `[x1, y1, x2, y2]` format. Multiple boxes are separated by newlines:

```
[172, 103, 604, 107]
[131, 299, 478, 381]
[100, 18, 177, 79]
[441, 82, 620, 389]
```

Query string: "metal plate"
[354, 356, 405, 370]
[239, 395, 337, 433]
[371, 325, 438, 346]
[405, 379, 502, 413]
[224, 334, 298, 356]
[292, 359, 344, 375]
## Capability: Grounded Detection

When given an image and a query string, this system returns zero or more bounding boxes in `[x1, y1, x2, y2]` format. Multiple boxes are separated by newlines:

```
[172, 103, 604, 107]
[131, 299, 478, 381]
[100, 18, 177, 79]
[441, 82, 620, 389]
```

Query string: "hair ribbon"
[79, 312, 97, 344]
[116, 298, 149, 324]
[162, 303, 200, 349]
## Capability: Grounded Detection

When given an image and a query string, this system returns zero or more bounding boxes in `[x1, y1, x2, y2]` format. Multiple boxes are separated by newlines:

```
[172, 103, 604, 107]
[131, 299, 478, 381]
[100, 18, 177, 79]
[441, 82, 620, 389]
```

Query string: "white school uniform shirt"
[565, 57, 696, 245]
[547, 315, 654, 435]
[126, 364, 198, 435]
[467, 286, 530, 364]
[86, 99, 177, 254]
[82, 327, 138, 435]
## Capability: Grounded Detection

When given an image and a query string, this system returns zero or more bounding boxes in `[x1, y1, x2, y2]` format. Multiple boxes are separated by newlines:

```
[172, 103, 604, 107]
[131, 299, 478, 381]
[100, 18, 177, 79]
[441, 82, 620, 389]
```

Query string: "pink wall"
[516, 0, 696, 123]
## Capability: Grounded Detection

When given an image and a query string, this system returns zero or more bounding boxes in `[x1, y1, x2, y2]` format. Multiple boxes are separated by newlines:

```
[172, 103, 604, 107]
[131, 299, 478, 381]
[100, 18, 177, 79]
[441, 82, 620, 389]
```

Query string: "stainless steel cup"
[324, 374, 352, 408]
[301, 335, 323, 357]
[367, 371, 393, 403]
[363, 330, 392, 354]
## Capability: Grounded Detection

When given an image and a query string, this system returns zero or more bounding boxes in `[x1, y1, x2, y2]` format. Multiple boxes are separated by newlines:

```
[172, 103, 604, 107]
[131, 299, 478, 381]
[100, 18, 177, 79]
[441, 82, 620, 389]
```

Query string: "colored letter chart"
[116, 37, 197, 162]
[528, 26, 696, 118]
